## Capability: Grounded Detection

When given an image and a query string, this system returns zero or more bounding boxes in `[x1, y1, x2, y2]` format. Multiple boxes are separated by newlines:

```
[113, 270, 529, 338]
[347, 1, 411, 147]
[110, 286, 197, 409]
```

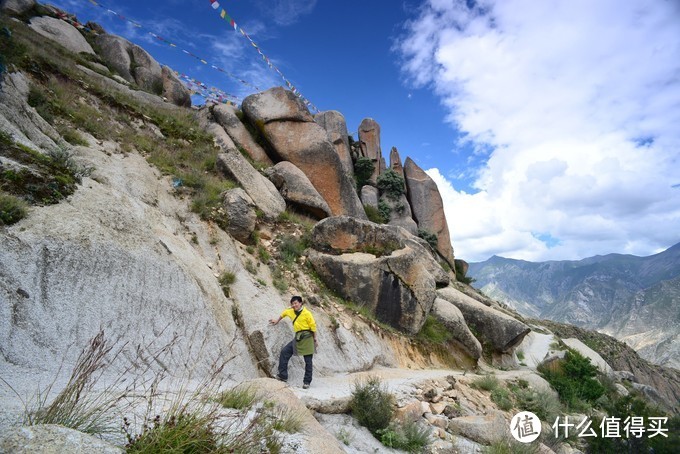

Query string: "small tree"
[354, 157, 375, 189]
[376, 168, 405, 200]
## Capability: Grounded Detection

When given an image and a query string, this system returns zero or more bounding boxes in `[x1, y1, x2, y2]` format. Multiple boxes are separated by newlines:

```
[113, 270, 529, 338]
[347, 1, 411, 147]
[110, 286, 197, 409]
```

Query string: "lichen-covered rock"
[29, 16, 95, 55]
[404, 157, 455, 268]
[264, 161, 331, 219]
[437, 286, 530, 352]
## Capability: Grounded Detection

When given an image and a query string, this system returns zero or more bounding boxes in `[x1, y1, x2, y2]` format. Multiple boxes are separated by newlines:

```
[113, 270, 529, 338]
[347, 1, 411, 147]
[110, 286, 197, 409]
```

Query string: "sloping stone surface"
[404, 157, 455, 268]
[0, 424, 123, 454]
[222, 188, 256, 243]
[432, 297, 482, 360]
[215, 150, 285, 220]
[264, 161, 331, 219]
[29, 16, 95, 55]
[211, 103, 273, 165]
[437, 286, 530, 352]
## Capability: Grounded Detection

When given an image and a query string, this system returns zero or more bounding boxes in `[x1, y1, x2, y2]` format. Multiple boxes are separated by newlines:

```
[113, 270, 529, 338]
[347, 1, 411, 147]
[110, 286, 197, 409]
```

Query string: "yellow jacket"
[280, 307, 316, 333]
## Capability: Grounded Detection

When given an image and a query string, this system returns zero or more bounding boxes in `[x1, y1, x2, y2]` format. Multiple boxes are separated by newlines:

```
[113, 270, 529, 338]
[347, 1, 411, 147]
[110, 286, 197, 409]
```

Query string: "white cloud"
[254, 0, 317, 26]
[400, 0, 680, 262]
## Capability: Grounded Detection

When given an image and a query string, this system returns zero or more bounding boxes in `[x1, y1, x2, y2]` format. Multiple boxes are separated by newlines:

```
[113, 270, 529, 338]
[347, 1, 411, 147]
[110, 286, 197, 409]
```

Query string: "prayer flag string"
[207, 1, 318, 112]
[73, 0, 261, 92]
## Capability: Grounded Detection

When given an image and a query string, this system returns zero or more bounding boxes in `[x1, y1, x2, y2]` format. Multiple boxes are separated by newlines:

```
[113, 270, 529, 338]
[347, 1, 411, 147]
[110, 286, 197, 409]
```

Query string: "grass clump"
[471, 375, 501, 392]
[378, 419, 430, 453]
[218, 271, 237, 297]
[125, 412, 222, 454]
[417, 316, 452, 344]
[350, 376, 394, 436]
[417, 229, 438, 249]
[364, 204, 386, 223]
[0, 191, 28, 225]
[216, 386, 255, 410]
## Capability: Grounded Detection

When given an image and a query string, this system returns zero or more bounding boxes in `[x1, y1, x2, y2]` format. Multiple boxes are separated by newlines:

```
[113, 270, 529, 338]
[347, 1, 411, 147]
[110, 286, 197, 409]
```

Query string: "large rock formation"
[358, 118, 381, 185]
[307, 216, 447, 334]
[431, 298, 482, 360]
[437, 287, 530, 353]
[95, 34, 190, 107]
[264, 161, 332, 219]
[28, 16, 95, 55]
[211, 103, 273, 165]
[314, 110, 353, 175]
[404, 157, 456, 268]
[242, 88, 365, 219]
[0, 0, 35, 15]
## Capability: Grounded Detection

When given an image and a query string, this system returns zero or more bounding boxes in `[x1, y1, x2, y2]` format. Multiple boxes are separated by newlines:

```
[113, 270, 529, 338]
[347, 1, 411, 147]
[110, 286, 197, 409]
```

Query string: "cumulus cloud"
[398, 0, 680, 262]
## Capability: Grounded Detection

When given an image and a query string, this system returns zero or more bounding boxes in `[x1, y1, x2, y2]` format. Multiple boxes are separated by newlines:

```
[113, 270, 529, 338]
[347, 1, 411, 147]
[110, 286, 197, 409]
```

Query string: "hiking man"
[269, 295, 317, 389]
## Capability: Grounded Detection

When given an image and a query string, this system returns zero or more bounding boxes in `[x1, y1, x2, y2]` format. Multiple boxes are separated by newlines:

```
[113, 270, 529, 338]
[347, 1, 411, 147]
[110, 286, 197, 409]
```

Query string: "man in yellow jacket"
[269, 295, 318, 388]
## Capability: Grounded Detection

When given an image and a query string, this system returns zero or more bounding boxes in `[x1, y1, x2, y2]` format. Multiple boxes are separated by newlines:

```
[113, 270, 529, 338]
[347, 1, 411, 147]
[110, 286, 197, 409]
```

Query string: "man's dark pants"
[277, 340, 313, 385]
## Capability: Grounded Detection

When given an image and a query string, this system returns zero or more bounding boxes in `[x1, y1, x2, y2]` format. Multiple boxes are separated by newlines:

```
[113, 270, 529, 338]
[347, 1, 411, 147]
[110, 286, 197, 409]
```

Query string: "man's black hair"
[290, 295, 303, 304]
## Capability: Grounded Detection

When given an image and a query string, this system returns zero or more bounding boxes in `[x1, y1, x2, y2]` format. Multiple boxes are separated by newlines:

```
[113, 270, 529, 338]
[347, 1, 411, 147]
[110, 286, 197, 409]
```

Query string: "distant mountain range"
[468, 243, 680, 369]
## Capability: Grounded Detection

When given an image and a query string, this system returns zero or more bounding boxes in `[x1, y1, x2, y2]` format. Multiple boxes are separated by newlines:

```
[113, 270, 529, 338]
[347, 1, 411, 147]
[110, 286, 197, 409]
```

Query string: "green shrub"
[278, 234, 307, 265]
[378, 419, 430, 452]
[354, 156, 374, 189]
[376, 168, 405, 200]
[377, 199, 391, 222]
[417, 229, 438, 249]
[364, 204, 387, 224]
[538, 350, 605, 409]
[491, 387, 513, 411]
[350, 376, 394, 436]
[218, 271, 236, 297]
[0, 192, 28, 225]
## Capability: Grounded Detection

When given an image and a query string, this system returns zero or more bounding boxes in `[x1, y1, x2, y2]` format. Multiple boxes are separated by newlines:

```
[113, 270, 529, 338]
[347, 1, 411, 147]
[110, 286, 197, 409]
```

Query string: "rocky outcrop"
[404, 157, 455, 268]
[314, 110, 353, 175]
[161, 66, 191, 108]
[389, 146, 405, 177]
[211, 104, 273, 165]
[0, 0, 35, 15]
[307, 216, 446, 334]
[382, 193, 418, 235]
[0, 72, 61, 153]
[360, 185, 378, 209]
[222, 188, 257, 243]
[431, 297, 482, 360]
[264, 161, 331, 219]
[437, 287, 530, 353]
[0, 424, 123, 453]
[28, 16, 95, 55]
[242, 88, 365, 219]
[94, 34, 189, 106]
[215, 150, 285, 221]
[358, 118, 381, 185]
[447, 412, 507, 445]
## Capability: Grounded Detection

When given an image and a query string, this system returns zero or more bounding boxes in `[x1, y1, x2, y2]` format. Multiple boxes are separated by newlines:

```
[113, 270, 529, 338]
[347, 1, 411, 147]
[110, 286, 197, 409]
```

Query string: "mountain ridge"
[469, 242, 680, 368]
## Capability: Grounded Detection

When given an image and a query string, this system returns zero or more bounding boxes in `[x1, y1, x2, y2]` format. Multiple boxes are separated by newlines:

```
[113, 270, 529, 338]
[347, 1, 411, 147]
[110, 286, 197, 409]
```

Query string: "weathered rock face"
[211, 103, 273, 165]
[95, 34, 188, 107]
[389, 146, 404, 177]
[404, 157, 456, 268]
[437, 287, 530, 353]
[358, 118, 381, 185]
[0, 0, 35, 15]
[307, 216, 446, 334]
[314, 110, 353, 175]
[215, 150, 285, 220]
[28, 16, 95, 55]
[431, 298, 482, 360]
[360, 185, 378, 209]
[264, 161, 331, 219]
[222, 188, 257, 243]
[161, 66, 191, 108]
[0, 424, 123, 454]
[382, 193, 418, 235]
[0, 72, 61, 153]
[242, 88, 365, 219]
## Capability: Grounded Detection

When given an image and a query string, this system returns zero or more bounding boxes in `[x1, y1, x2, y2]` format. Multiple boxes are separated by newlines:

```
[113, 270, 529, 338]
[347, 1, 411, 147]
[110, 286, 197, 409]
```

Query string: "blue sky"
[53, 0, 680, 263]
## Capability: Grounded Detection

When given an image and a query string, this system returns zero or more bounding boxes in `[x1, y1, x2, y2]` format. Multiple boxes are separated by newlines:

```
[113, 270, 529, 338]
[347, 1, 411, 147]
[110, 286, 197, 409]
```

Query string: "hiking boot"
[302, 383, 310, 389]
[275, 375, 287, 383]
